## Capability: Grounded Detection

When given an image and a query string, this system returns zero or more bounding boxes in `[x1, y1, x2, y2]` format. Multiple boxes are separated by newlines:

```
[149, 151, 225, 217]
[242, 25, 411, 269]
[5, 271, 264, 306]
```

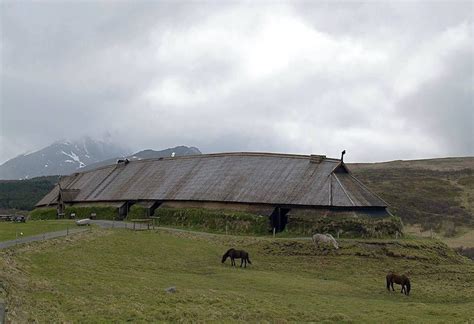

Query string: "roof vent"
[117, 159, 130, 165]
[310, 154, 326, 163]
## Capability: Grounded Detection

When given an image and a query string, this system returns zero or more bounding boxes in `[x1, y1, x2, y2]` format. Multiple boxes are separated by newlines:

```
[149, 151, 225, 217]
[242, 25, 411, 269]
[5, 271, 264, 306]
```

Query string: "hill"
[1, 228, 472, 322]
[350, 157, 474, 231]
[0, 176, 59, 211]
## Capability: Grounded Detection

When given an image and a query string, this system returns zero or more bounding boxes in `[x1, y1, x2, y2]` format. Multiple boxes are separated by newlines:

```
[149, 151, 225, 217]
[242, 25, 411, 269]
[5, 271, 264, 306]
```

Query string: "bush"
[30, 208, 57, 220]
[64, 206, 118, 220]
[154, 207, 270, 235]
[126, 205, 148, 220]
[286, 214, 403, 238]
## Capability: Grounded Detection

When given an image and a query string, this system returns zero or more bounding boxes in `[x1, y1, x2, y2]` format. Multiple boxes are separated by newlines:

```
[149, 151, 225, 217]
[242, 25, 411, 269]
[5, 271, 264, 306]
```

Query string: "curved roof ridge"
[67, 151, 342, 176]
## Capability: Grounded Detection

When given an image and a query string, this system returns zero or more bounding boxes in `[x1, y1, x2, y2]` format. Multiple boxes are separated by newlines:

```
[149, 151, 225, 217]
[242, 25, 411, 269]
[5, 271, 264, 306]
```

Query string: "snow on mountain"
[0, 137, 128, 180]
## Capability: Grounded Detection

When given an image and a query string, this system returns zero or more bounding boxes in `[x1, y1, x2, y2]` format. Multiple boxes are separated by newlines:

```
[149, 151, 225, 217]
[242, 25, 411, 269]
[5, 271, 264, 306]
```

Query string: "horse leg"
[231, 257, 235, 267]
[244, 258, 247, 268]
[391, 282, 395, 291]
[240, 258, 243, 267]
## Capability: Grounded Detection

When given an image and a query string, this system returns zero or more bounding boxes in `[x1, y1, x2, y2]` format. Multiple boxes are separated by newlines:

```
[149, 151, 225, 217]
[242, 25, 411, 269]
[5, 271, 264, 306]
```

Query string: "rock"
[165, 286, 177, 293]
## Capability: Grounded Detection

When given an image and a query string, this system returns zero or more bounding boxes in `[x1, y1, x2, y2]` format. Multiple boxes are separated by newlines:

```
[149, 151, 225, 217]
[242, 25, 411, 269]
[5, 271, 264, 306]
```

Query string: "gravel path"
[0, 220, 312, 251]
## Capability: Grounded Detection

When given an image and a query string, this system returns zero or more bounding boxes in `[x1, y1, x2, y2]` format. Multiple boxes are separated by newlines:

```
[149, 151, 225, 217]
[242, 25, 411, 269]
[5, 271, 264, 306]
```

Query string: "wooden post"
[225, 223, 228, 235]
[273, 227, 276, 238]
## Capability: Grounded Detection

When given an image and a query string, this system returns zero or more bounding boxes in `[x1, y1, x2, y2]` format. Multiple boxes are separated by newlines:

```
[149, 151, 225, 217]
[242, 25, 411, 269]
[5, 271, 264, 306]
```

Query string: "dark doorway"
[149, 201, 162, 216]
[270, 207, 290, 232]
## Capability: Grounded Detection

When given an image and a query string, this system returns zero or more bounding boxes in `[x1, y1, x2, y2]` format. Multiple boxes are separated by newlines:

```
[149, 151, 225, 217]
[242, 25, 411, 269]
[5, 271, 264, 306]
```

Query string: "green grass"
[0, 220, 73, 242]
[1, 229, 473, 322]
[351, 163, 474, 229]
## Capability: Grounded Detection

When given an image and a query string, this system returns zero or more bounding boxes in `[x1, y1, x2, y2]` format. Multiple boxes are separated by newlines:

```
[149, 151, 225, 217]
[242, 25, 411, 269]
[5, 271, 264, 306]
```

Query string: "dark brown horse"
[386, 273, 411, 295]
[221, 248, 252, 268]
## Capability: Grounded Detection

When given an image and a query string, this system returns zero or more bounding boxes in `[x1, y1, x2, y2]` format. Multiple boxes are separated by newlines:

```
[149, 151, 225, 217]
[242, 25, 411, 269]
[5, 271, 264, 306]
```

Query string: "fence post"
[273, 227, 276, 238]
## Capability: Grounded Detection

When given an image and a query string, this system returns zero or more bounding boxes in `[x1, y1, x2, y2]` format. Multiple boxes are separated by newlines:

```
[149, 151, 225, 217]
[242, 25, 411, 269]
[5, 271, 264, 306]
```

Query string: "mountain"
[0, 137, 128, 180]
[80, 146, 201, 172]
[349, 157, 474, 233]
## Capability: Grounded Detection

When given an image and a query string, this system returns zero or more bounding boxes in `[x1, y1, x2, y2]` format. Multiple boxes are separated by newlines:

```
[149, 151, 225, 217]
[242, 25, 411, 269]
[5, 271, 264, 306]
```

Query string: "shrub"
[154, 207, 270, 235]
[64, 206, 118, 220]
[286, 214, 403, 238]
[30, 208, 57, 220]
[126, 205, 148, 220]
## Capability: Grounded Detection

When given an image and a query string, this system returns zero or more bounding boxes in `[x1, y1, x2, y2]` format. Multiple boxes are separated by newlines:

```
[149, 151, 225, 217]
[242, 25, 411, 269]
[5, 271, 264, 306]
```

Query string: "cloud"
[1, 1, 472, 164]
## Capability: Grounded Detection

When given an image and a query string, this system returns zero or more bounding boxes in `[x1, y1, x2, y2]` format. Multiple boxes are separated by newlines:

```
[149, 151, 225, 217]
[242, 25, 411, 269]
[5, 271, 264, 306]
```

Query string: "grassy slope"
[0, 220, 73, 242]
[1, 229, 473, 322]
[350, 157, 474, 229]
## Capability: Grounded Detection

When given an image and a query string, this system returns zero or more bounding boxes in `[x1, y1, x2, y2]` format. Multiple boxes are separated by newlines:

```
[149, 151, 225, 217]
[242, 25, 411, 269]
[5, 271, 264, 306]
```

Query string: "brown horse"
[221, 248, 252, 268]
[386, 273, 411, 295]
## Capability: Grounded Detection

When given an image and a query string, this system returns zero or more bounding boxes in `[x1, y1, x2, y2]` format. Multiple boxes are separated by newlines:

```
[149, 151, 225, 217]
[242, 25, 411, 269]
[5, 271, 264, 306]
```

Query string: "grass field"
[1, 228, 473, 322]
[350, 157, 474, 229]
[0, 220, 74, 242]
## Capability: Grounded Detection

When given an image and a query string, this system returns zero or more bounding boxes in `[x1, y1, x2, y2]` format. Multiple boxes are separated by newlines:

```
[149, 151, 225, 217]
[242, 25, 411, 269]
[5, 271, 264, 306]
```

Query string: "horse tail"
[406, 279, 411, 295]
[247, 254, 252, 264]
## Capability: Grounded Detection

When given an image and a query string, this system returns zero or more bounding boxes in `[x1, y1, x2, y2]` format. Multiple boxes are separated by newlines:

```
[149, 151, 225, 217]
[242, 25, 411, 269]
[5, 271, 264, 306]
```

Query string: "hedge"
[154, 207, 270, 234]
[30, 208, 57, 220]
[126, 205, 148, 220]
[64, 206, 118, 220]
[286, 214, 403, 238]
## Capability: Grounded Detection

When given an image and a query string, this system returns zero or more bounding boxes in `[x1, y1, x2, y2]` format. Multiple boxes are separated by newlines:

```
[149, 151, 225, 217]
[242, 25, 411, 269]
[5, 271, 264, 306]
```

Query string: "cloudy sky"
[1, 1, 473, 163]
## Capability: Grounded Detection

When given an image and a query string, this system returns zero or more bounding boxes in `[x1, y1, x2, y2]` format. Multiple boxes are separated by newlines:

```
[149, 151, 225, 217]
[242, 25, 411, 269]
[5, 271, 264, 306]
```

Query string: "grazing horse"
[386, 273, 411, 295]
[221, 248, 252, 268]
[312, 233, 339, 249]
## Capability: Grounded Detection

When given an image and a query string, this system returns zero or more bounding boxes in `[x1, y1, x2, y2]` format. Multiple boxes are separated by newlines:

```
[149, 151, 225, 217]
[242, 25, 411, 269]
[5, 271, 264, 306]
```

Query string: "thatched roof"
[36, 152, 387, 208]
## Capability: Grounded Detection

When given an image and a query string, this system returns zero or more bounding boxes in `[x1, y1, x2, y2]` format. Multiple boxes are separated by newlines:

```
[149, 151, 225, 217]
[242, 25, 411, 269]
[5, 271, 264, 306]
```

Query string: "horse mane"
[224, 248, 235, 256]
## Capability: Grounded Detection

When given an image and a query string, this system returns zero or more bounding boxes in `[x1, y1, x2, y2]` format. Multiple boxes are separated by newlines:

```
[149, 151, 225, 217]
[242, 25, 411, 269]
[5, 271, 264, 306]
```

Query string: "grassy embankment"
[351, 157, 474, 232]
[0, 220, 74, 242]
[1, 228, 473, 322]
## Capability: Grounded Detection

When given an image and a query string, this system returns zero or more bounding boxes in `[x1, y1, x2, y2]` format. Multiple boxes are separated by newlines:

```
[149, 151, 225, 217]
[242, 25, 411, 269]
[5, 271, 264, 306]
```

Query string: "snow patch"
[61, 151, 86, 167]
